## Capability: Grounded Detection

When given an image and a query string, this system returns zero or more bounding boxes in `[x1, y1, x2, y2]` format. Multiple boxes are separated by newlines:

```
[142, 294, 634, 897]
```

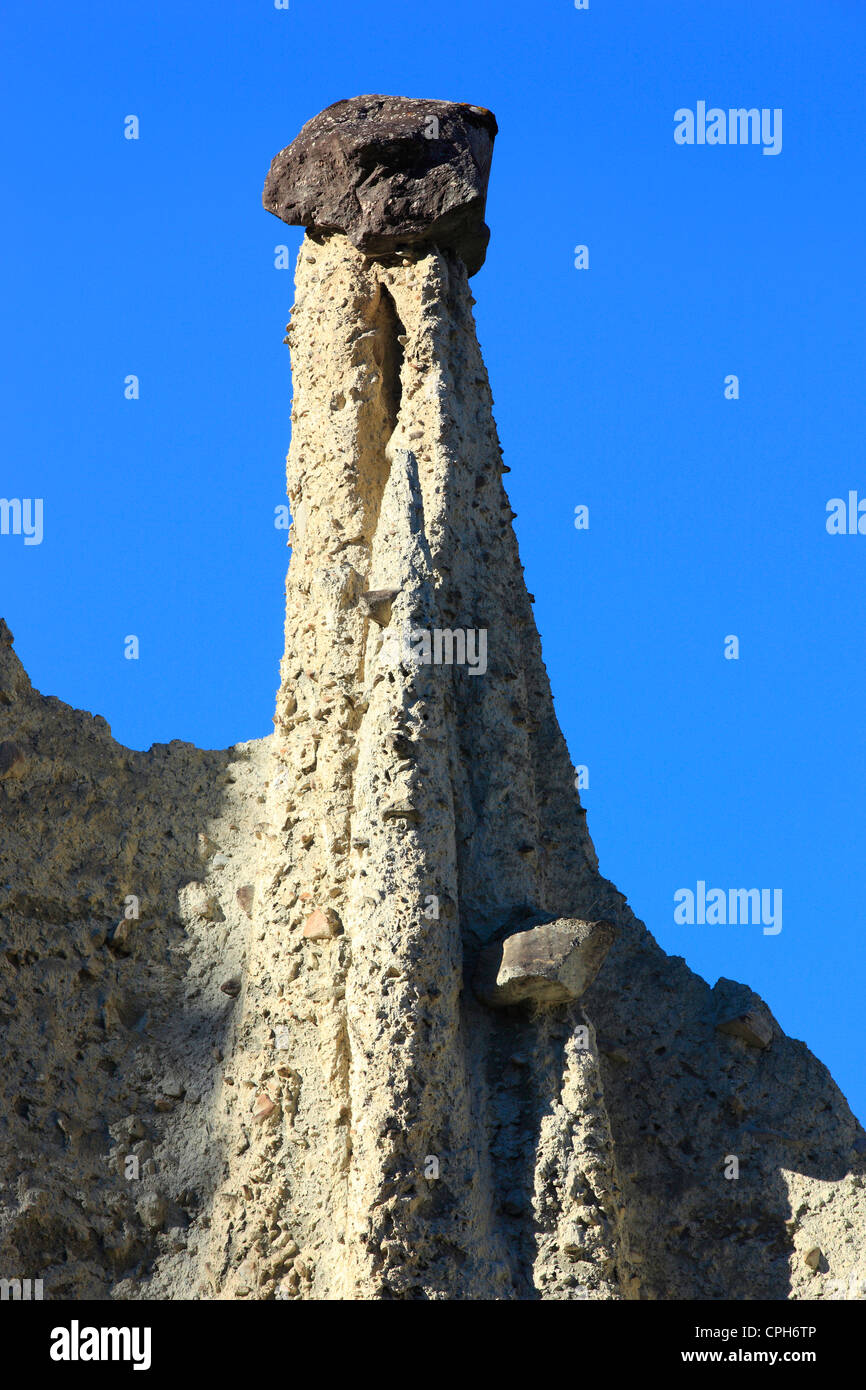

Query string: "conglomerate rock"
[0, 98, 864, 1302]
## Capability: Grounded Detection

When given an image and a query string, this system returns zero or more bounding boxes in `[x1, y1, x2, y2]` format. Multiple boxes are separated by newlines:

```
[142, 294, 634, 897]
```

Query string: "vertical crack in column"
[372, 283, 405, 447]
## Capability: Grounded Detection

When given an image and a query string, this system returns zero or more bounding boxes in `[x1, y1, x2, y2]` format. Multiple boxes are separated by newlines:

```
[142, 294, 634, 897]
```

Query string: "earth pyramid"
[0, 97, 864, 1301]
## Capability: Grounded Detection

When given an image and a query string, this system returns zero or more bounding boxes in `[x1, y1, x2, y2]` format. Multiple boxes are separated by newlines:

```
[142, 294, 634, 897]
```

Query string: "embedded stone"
[713, 978, 774, 1049]
[263, 95, 498, 276]
[303, 907, 342, 940]
[137, 1191, 169, 1231]
[252, 1093, 277, 1124]
[381, 800, 421, 823]
[561, 1226, 591, 1262]
[474, 918, 616, 1008]
[0, 740, 26, 779]
[716, 1010, 774, 1049]
[109, 918, 136, 955]
[359, 589, 401, 625]
[179, 880, 225, 923]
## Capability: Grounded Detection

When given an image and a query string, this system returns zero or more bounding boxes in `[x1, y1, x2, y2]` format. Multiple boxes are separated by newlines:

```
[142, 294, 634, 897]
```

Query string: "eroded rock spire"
[198, 99, 862, 1301]
[200, 98, 627, 1298]
[1, 99, 863, 1306]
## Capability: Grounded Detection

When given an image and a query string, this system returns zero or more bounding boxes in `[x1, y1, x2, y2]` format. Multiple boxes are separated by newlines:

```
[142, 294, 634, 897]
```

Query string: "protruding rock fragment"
[561, 1226, 590, 1261]
[359, 589, 401, 625]
[381, 800, 421, 823]
[303, 907, 342, 940]
[137, 1191, 168, 1231]
[804, 1246, 822, 1270]
[473, 918, 616, 1008]
[252, 1093, 277, 1124]
[103, 990, 143, 1031]
[0, 740, 25, 779]
[713, 978, 775, 1049]
[196, 833, 220, 862]
[236, 885, 255, 918]
[109, 917, 137, 955]
[220, 977, 242, 998]
[179, 880, 224, 923]
[716, 1010, 774, 1050]
[263, 95, 498, 275]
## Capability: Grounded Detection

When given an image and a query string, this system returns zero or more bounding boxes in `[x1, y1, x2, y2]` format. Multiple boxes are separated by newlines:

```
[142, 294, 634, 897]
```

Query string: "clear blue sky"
[2, 0, 864, 1119]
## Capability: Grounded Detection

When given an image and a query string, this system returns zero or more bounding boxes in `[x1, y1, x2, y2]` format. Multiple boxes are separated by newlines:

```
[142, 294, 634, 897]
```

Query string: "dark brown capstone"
[263, 95, 498, 276]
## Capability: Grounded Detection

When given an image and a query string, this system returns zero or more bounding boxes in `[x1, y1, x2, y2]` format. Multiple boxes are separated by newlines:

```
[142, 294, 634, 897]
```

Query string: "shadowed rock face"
[263, 95, 498, 275]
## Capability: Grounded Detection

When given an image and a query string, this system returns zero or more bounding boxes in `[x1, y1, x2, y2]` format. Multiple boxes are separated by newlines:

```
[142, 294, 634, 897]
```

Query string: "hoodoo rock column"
[198, 96, 627, 1298]
[1, 96, 863, 1303]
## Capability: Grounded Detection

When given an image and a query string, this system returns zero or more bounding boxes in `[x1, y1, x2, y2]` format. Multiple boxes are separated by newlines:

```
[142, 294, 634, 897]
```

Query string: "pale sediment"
[0, 149, 863, 1303]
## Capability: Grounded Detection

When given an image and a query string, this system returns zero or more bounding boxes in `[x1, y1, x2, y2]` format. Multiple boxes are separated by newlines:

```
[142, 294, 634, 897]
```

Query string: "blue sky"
[2, 0, 864, 1118]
